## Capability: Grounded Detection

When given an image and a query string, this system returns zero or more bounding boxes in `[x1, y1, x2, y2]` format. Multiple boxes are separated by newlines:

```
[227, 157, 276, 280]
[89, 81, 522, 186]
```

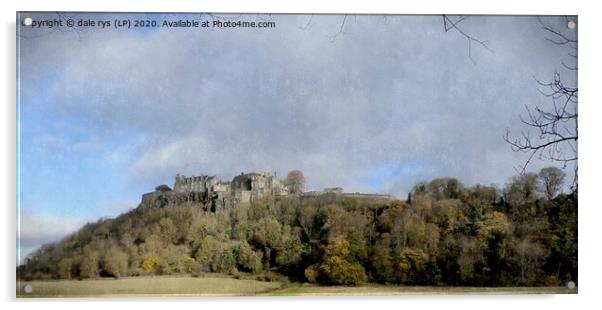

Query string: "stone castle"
[140, 171, 392, 211]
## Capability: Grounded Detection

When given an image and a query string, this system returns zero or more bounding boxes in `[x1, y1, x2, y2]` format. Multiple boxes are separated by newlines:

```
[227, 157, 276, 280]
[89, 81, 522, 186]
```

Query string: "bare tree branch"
[300, 14, 314, 30]
[442, 15, 494, 63]
[505, 16, 578, 191]
[329, 15, 348, 42]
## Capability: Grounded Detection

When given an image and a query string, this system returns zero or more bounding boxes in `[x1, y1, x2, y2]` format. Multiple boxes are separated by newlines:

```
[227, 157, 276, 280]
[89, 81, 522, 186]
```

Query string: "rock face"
[140, 171, 393, 212]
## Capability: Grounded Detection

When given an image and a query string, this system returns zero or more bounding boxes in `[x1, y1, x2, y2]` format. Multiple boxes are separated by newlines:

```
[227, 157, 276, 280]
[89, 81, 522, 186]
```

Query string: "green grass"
[16, 276, 577, 297]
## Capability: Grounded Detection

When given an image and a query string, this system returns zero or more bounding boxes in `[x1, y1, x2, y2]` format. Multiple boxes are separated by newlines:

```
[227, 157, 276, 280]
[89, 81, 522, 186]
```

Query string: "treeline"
[18, 167, 577, 286]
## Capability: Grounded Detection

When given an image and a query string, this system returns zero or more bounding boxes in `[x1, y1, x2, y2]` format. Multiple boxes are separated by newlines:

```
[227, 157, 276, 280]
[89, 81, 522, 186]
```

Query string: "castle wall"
[240, 190, 252, 204]
[142, 171, 393, 211]
[172, 172, 288, 207]
[213, 183, 229, 192]
[343, 193, 392, 200]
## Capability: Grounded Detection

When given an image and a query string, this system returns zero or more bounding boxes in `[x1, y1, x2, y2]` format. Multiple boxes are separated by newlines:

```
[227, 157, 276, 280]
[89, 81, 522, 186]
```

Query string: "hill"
[18, 168, 577, 287]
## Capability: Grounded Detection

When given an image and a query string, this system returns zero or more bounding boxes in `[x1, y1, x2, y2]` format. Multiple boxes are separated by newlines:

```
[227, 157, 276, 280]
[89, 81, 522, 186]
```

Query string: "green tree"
[79, 249, 100, 279]
[398, 247, 429, 284]
[347, 230, 368, 264]
[57, 258, 73, 279]
[248, 203, 270, 222]
[182, 256, 196, 273]
[101, 246, 128, 278]
[505, 173, 539, 222]
[194, 235, 217, 271]
[275, 231, 305, 267]
[211, 242, 236, 273]
[236, 241, 262, 272]
[370, 233, 395, 283]
[159, 217, 177, 244]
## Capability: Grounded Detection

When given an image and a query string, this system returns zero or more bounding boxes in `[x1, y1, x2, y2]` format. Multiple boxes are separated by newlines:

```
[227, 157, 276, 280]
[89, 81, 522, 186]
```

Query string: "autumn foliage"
[18, 167, 576, 286]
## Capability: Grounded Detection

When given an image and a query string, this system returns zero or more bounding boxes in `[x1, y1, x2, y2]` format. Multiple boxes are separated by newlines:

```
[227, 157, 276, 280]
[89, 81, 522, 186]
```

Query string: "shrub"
[304, 264, 319, 283]
[263, 271, 282, 282]
[182, 256, 196, 273]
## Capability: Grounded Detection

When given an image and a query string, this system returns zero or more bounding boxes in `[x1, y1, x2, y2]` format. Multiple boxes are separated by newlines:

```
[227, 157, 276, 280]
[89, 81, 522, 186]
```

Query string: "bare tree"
[504, 17, 577, 190]
[285, 170, 306, 194]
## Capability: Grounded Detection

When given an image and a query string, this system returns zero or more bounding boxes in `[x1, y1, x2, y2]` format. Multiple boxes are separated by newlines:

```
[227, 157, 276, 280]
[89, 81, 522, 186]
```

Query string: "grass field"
[16, 275, 281, 297]
[266, 283, 577, 296]
[16, 275, 577, 298]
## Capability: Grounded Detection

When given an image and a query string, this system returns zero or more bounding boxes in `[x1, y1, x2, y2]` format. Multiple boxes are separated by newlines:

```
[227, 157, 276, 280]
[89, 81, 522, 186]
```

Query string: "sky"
[16, 13, 577, 262]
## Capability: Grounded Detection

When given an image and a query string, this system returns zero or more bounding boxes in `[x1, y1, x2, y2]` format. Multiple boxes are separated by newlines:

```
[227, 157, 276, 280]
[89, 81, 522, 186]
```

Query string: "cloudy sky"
[17, 13, 577, 261]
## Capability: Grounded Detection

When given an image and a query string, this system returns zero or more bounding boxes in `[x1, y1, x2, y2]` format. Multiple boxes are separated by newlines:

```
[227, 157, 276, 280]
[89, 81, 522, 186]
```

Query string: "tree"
[285, 170, 305, 194]
[316, 235, 367, 285]
[433, 198, 466, 235]
[441, 16, 578, 189]
[57, 258, 73, 279]
[275, 227, 305, 267]
[141, 254, 160, 274]
[477, 212, 511, 280]
[120, 232, 134, 247]
[398, 247, 430, 284]
[297, 203, 318, 239]
[79, 248, 100, 279]
[457, 237, 483, 284]
[504, 173, 539, 223]
[477, 211, 510, 241]
[17, 167, 577, 287]
[514, 238, 548, 285]
[538, 167, 566, 200]
[440, 16, 577, 184]
[235, 241, 263, 273]
[347, 230, 368, 264]
[182, 256, 196, 273]
[211, 242, 236, 273]
[370, 233, 395, 283]
[159, 217, 177, 243]
[155, 184, 172, 192]
[505, 17, 577, 190]
[162, 244, 191, 274]
[194, 235, 217, 271]
[505, 173, 538, 205]
[101, 246, 128, 278]
[252, 218, 283, 249]
[426, 177, 464, 200]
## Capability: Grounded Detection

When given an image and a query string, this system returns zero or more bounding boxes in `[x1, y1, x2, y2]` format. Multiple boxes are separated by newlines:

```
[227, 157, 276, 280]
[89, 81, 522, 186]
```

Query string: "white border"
[2, 1, 601, 309]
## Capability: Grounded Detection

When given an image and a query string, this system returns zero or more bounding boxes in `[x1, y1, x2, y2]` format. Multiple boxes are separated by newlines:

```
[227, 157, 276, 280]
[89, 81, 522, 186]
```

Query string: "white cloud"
[17, 198, 138, 265]
[17, 210, 87, 264]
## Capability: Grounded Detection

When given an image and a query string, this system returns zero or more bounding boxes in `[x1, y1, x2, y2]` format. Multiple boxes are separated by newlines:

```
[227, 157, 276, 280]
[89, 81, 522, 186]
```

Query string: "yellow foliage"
[141, 254, 160, 273]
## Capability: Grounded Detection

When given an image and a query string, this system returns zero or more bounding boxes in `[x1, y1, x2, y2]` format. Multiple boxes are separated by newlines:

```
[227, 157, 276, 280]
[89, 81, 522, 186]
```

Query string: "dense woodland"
[18, 167, 577, 286]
